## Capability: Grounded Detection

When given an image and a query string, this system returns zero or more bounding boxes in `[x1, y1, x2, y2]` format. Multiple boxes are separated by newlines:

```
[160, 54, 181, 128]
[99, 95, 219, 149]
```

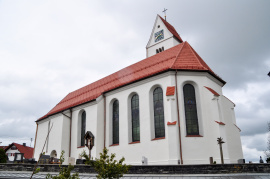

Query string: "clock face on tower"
[154, 29, 164, 42]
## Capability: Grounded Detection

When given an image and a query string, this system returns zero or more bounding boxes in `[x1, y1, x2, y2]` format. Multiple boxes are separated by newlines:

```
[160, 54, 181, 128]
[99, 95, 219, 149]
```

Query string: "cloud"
[241, 133, 268, 162]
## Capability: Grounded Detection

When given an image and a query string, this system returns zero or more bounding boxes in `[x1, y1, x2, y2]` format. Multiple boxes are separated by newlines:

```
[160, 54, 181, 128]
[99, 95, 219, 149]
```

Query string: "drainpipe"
[33, 123, 39, 158]
[69, 109, 72, 157]
[103, 94, 106, 149]
[175, 70, 183, 164]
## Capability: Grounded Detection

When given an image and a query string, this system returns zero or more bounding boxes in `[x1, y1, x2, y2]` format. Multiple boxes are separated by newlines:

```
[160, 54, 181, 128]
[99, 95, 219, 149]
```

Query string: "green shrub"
[0, 148, 8, 163]
[81, 148, 130, 179]
[46, 150, 79, 179]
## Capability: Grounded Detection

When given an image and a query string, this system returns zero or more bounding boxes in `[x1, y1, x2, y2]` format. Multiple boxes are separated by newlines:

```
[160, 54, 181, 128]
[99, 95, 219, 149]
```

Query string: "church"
[33, 15, 243, 165]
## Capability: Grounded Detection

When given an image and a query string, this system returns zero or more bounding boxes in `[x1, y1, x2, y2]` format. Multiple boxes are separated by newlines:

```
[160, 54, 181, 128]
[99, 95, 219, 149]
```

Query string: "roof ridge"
[170, 42, 185, 68]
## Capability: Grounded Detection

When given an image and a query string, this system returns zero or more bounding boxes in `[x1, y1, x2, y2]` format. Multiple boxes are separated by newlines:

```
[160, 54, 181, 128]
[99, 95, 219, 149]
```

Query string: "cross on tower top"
[162, 8, 168, 21]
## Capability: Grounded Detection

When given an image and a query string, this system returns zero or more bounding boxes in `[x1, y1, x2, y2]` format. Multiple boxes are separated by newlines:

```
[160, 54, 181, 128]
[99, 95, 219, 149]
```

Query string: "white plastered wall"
[220, 96, 244, 163]
[5, 148, 21, 161]
[34, 71, 243, 165]
[34, 114, 65, 161]
[176, 71, 231, 164]
[105, 72, 176, 165]
[70, 100, 102, 161]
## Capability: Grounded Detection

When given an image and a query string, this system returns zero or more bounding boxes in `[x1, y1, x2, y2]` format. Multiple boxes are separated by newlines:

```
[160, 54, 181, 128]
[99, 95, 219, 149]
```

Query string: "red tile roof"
[159, 15, 183, 43]
[5, 143, 33, 159]
[166, 86, 175, 96]
[204, 86, 220, 96]
[38, 41, 225, 121]
[0, 146, 7, 150]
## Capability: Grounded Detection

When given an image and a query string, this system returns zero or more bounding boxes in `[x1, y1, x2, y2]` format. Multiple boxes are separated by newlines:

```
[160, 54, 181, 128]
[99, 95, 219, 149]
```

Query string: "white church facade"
[33, 15, 243, 165]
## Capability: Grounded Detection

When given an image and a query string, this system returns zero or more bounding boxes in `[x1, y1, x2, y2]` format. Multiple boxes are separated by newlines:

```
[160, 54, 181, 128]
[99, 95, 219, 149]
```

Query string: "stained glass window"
[131, 94, 140, 142]
[183, 84, 199, 135]
[81, 111, 86, 146]
[113, 100, 119, 144]
[153, 87, 165, 138]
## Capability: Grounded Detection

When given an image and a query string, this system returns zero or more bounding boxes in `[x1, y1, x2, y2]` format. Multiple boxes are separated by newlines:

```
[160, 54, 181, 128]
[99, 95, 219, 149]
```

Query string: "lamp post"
[217, 137, 225, 164]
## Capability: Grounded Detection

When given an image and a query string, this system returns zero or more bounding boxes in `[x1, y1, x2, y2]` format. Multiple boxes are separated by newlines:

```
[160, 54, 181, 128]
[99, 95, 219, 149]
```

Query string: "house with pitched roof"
[5, 143, 33, 161]
[33, 15, 243, 165]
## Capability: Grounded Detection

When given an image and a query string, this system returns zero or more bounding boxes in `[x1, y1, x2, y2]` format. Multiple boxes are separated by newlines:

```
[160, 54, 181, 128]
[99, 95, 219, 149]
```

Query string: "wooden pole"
[217, 137, 225, 164]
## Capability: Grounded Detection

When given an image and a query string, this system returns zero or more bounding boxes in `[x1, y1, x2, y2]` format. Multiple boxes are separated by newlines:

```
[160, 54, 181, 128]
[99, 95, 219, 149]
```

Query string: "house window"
[183, 84, 199, 135]
[11, 146, 17, 150]
[153, 87, 165, 138]
[113, 100, 119, 144]
[131, 94, 140, 142]
[81, 111, 86, 146]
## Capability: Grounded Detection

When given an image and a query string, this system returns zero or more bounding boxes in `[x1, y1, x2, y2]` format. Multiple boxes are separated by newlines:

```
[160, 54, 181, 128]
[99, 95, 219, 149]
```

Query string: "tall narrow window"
[113, 100, 119, 144]
[81, 111, 86, 146]
[183, 84, 199, 135]
[131, 94, 140, 142]
[153, 87, 165, 138]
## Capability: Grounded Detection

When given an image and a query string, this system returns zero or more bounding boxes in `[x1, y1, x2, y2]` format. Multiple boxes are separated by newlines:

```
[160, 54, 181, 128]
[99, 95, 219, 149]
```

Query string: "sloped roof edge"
[158, 15, 183, 43]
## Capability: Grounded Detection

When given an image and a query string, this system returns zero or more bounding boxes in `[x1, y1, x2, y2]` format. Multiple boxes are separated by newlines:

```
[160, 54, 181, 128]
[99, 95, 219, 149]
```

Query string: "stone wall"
[0, 164, 270, 174]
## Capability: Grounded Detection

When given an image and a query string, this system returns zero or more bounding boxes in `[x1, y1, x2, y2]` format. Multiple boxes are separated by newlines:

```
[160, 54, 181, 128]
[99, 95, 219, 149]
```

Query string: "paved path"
[1, 172, 270, 179]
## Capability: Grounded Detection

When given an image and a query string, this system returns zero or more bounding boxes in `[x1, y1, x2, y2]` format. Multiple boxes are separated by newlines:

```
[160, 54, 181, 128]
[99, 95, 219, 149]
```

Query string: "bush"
[46, 150, 79, 179]
[81, 148, 130, 179]
[0, 148, 8, 163]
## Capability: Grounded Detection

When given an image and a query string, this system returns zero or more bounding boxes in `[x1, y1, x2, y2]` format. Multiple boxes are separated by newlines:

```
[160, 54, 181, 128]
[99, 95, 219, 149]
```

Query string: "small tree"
[81, 148, 130, 179]
[46, 150, 79, 179]
[0, 148, 8, 163]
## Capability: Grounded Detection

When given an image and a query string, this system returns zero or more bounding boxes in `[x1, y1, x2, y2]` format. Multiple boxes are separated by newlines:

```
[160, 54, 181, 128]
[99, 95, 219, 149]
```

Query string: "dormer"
[146, 15, 183, 58]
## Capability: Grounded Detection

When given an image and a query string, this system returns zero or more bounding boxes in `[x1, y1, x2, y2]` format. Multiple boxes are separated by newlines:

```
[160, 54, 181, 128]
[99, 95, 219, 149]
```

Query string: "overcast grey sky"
[0, 0, 269, 163]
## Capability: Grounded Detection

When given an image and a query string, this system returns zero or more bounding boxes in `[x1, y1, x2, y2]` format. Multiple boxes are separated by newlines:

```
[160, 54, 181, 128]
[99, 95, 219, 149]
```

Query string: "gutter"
[103, 94, 106, 149]
[175, 70, 183, 164]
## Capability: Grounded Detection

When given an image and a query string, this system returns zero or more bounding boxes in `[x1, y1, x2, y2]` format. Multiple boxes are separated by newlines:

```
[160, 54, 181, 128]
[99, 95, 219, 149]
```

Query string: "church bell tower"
[146, 15, 183, 58]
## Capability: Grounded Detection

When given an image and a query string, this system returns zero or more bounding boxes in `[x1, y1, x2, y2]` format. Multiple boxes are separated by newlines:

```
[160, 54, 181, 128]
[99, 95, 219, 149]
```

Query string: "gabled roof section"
[158, 15, 183, 43]
[171, 42, 213, 71]
[38, 42, 225, 121]
[5, 143, 34, 159]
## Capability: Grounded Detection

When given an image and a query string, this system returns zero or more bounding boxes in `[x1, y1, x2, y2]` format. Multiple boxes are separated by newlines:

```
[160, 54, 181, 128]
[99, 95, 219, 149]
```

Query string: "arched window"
[183, 84, 199, 135]
[81, 111, 86, 146]
[153, 87, 165, 138]
[113, 100, 119, 144]
[131, 94, 140, 142]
